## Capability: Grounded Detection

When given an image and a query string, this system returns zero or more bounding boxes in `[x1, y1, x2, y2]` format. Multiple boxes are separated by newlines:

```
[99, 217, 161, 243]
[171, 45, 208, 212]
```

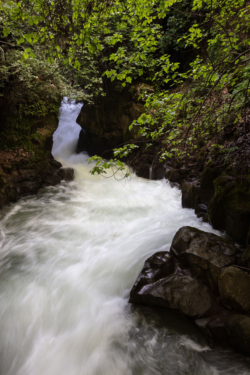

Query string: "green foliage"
[0, 50, 63, 119]
[88, 156, 130, 179]
[122, 0, 250, 165]
[1, 0, 250, 174]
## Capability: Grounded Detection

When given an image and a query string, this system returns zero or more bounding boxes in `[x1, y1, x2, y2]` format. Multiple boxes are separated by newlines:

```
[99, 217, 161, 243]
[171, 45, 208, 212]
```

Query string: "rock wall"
[0, 112, 74, 209]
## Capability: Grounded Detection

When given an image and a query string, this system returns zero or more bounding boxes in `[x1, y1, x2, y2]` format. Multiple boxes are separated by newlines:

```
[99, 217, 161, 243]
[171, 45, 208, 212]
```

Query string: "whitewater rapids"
[0, 99, 249, 375]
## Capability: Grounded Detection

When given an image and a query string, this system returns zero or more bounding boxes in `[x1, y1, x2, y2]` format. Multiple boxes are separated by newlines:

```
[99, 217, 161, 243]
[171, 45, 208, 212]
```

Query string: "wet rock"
[130, 252, 216, 318]
[50, 159, 62, 169]
[195, 188, 214, 207]
[181, 181, 199, 209]
[181, 181, 214, 214]
[208, 176, 250, 245]
[196, 203, 208, 219]
[43, 173, 62, 186]
[170, 227, 236, 290]
[77, 129, 86, 153]
[165, 169, 182, 182]
[218, 266, 250, 313]
[136, 166, 150, 179]
[226, 314, 250, 356]
[130, 252, 177, 293]
[152, 166, 166, 180]
[170, 182, 180, 189]
[58, 168, 74, 181]
[19, 181, 41, 195]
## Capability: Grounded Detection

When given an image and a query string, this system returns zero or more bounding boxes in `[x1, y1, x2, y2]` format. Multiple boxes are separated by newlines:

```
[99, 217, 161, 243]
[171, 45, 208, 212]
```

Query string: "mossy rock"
[0, 112, 59, 159]
[208, 176, 250, 245]
[219, 267, 250, 313]
[130, 251, 216, 318]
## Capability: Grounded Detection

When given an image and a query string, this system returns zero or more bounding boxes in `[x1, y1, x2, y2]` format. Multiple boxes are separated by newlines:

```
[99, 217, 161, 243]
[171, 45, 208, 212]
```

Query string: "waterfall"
[0, 99, 249, 375]
[149, 164, 153, 180]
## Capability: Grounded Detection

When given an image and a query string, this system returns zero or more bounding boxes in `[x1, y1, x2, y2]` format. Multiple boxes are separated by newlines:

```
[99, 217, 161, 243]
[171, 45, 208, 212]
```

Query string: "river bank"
[1, 97, 250, 363]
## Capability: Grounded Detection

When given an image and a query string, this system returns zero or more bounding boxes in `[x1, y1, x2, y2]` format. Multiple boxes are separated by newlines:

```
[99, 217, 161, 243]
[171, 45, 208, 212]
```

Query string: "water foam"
[0, 99, 249, 375]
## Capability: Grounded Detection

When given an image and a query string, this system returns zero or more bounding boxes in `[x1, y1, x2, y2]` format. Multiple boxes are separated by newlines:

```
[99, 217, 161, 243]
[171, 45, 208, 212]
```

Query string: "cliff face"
[0, 111, 65, 209]
[76, 85, 146, 158]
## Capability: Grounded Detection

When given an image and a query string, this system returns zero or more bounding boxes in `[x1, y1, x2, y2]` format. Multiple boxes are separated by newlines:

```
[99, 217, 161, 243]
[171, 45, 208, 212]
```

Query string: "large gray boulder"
[129, 252, 216, 318]
[170, 226, 236, 290]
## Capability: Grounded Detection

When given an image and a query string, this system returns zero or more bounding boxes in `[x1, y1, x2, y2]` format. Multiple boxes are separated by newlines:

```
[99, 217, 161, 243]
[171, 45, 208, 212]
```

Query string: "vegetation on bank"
[1, 0, 250, 174]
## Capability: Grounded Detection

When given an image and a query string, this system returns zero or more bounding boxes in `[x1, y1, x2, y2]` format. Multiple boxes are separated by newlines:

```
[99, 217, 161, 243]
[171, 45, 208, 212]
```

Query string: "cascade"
[0, 99, 249, 375]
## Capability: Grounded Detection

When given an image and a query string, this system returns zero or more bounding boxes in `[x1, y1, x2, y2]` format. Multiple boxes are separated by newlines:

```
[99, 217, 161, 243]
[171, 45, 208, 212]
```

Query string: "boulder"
[129, 252, 216, 318]
[181, 181, 199, 209]
[58, 168, 74, 181]
[130, 227, 250, 357]
[218, 266, 250, 313]
[170, 226, 236, 290]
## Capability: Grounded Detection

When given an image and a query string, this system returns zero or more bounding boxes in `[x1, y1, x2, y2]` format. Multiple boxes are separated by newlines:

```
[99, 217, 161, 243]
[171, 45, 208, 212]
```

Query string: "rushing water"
[0, 99, 250, 375]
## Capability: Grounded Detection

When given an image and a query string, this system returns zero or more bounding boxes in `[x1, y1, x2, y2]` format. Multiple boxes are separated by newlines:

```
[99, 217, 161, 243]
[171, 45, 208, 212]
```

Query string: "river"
[0, 99, 250, 375]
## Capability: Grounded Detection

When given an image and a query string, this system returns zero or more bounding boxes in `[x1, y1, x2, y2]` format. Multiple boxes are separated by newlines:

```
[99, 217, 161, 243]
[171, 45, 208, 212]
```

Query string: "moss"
[0, 112, 58, 152]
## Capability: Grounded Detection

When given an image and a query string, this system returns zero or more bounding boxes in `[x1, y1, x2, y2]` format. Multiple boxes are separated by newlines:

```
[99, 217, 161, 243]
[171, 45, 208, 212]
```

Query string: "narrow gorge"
[0, 100, 250, 374]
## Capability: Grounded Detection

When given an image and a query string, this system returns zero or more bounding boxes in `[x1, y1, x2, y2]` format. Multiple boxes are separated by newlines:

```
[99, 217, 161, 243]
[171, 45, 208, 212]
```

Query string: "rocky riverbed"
[130, 226, 250, 356]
